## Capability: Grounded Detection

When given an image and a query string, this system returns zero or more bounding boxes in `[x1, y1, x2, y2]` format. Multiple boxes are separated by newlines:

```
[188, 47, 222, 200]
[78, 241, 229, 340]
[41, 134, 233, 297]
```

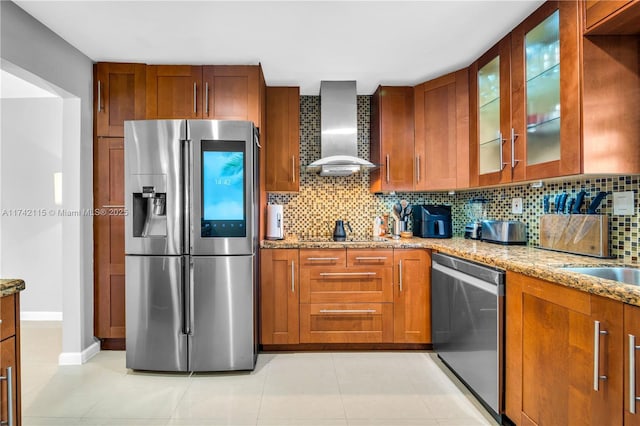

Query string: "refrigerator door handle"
[188, 258, 195, 336]
[184, 138, 193, 252]
[182, 257, 190, 335]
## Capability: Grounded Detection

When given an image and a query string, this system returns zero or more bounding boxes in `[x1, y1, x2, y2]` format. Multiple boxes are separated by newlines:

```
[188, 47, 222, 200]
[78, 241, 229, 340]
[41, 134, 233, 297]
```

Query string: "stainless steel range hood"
[306, 81, 377, 176]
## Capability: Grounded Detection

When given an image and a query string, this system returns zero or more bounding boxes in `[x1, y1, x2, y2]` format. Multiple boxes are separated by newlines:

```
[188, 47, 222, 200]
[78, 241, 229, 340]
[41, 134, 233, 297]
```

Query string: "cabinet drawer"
[299, 249, 346, 268]
[300, 266, 393, 304]
[0, 295, 16, 341]
[347, 249, 393, 267]
[300, 303, 393, 343]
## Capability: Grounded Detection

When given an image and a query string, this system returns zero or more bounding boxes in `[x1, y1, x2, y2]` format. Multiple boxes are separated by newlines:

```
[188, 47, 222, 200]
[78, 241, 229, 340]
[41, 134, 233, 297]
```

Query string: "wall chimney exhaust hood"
[306, 81, 377, 176]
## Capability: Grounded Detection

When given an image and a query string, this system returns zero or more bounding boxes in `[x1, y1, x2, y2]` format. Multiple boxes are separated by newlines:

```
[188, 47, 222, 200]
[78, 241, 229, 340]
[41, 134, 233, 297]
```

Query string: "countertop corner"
[0, 279, 26, 297]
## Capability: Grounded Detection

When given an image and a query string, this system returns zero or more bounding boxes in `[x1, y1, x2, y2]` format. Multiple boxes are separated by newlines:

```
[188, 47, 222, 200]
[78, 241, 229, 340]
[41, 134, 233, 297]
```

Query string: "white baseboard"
[58, 341, 100, 365]
[20, 311, 63, 321]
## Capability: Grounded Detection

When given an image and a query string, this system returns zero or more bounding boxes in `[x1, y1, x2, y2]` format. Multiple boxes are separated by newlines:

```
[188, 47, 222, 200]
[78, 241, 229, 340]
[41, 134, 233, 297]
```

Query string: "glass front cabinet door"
[510, 0, 581, 181]
[470, 36, 512, 187]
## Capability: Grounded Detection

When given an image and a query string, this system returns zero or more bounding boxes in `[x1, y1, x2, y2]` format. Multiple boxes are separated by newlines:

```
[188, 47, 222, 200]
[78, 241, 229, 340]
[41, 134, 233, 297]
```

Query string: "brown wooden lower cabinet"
[260, 249, 299, 344]
[393, 249, 430, 344]
[260, 248, 430, 346]
[94, 137, 126, 349]
[505, 271, 622, 425]
[625, 304, 640, 426]
[1, 294, 21, 426]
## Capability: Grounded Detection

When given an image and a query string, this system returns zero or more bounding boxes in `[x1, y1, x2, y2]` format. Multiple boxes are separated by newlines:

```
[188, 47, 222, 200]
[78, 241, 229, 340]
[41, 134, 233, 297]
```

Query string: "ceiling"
[14, 1, 545, 95]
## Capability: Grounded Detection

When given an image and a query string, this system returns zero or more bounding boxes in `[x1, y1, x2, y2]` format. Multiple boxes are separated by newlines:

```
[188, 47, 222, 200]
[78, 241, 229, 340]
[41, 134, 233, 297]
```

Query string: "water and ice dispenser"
[132, 180, 167, 238]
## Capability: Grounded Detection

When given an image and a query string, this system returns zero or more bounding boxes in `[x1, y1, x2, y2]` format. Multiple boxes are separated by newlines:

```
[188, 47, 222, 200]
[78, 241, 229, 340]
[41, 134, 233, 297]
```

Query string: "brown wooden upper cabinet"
[414, 69, 469, 191]
[146, 65, 203, 119]
[265, 87, 300, 192]
[95, 62, 146, 137]
[370, 86, 415, 193]
[510, 0, 582, 182]
[470, 36, 513, 187]
[146, 65, 262, 124]
[584, 0, 640, 34]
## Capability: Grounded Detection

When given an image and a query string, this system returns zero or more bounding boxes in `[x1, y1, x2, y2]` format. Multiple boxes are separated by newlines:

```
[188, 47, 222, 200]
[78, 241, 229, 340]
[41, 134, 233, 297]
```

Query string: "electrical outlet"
[512, 197, 523, 215]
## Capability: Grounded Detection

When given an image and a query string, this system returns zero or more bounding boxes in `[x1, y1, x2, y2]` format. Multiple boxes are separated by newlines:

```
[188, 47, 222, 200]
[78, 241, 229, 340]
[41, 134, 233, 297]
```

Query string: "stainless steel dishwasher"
[431, 253, 505, 421]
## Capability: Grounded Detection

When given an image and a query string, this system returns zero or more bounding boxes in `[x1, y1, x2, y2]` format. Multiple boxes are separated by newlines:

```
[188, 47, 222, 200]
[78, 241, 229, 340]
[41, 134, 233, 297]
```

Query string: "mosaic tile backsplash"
[267, 96, 639, 262]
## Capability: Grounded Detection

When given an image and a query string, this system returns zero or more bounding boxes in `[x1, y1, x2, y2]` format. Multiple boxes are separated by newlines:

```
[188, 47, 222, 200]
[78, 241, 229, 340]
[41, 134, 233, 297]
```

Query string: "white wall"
[0, 98, 63, 317]
[1, 1, 96, 360]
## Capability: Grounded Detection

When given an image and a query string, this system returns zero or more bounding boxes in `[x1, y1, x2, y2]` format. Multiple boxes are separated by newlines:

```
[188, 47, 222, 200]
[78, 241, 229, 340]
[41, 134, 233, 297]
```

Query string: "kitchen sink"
[560, 266, 640, 286]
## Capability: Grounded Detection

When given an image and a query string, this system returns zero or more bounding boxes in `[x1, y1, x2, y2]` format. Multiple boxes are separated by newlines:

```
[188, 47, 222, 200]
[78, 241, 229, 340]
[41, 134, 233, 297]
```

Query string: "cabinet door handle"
[306, 257, 339, 261]
[629, 334, 640, 413]
[291, 261, 295, 293]
[0, 366, 13, 426]
[102, 205, 125, 208]
[511, 128, 520, 169]
[319, 309, 376, 314]
[291, 156, 296, 183]
[399, 259, 403, 292]
[386, 155, 390, 183]
[97, 80, 102, 112]
[319, 272, 376, 277]
[498, 132, 507, 171]
[205, 82, 209, 115]
[354, 257, 387, 261]
[193, 82, 197, 114]
[594, 320, 609, 391]
[415, 156, 421, 183]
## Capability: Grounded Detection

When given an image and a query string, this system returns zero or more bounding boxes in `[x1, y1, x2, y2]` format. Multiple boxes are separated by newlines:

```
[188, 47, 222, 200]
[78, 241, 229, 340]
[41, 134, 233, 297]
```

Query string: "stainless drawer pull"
[306, 257, 340, 261]
[291, 261, 295, 293]
[319, 272, 376, 277]
[0, 366, 13, 426]
[354, 257, 387, 261]
[102, 205, 125, 208]
[594, 320, 609, 391]
[629, 334, 640, 414]
[319, 309, 376, 314]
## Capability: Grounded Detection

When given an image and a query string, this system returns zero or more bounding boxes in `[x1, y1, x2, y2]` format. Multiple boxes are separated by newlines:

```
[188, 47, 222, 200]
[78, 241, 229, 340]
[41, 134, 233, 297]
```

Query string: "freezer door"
[124, 120, 186, 256]
[189, 255, 256, 371]
[126, 255, 188, 372]
[188, 120, 258, 256]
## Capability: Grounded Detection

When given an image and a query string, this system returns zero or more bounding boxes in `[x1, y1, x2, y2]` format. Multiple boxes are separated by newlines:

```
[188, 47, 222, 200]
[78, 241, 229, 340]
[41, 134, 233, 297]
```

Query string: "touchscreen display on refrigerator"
[201, 140, 246, 237]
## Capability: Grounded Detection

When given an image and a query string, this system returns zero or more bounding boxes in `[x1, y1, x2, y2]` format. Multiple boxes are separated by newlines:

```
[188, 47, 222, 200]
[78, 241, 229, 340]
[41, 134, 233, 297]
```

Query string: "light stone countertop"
[0, 279, 26, 297]
[261, 236, 640, 306]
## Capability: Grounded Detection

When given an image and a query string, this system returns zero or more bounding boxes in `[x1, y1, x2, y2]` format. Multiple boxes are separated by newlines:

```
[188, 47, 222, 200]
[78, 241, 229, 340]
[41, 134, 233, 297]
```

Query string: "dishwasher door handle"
[432, 261, 499, 296]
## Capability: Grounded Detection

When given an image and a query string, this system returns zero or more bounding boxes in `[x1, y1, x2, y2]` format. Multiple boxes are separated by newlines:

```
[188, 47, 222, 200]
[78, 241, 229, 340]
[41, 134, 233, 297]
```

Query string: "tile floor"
[21, 322, 497, 426]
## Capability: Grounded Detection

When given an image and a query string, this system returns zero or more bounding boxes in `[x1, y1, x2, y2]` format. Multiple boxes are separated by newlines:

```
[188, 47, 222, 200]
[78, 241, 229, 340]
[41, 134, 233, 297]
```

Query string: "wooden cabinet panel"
[1, 337, 17, 426]
[370, 86, 414, 193]
[0, 295, 15, 341]
[300, 266, 393, 304]
[625, 304, 640, 425]
[265, 87, 300, 192]
[510, 0, 581, 181]
[0, 294, 20, 426]
[95, 63, 146, 137]
[414, 69, 469, 191]
[347, 249, 393, 267]
[300, 303, 393, 343]
[584, 0, 640, 34]
[146, 65, 203, 119]
[94, 137, 126, 340]
[393, 250, 430, 343]
[260, 249, 299, 345]
[299, 249, 346, 268]
[505, 271, 623, 426]
[469, 36, 513, 187]
[202, 66, 261, 125]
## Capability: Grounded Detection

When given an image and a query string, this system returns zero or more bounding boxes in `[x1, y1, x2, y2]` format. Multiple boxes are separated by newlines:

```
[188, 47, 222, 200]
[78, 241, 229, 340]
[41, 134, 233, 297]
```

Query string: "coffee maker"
[464, 198, 489, 240]
[412, 205, 452, 238]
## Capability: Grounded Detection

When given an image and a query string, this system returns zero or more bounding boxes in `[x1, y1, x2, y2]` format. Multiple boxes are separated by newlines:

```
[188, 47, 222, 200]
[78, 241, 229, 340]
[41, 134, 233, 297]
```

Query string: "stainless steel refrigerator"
[124, 120, 259, 372]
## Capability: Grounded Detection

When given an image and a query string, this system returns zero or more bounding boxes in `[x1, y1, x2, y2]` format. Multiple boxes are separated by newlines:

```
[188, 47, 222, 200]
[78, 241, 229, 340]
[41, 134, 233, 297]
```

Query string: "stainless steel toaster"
[480, 220, 527, 245]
